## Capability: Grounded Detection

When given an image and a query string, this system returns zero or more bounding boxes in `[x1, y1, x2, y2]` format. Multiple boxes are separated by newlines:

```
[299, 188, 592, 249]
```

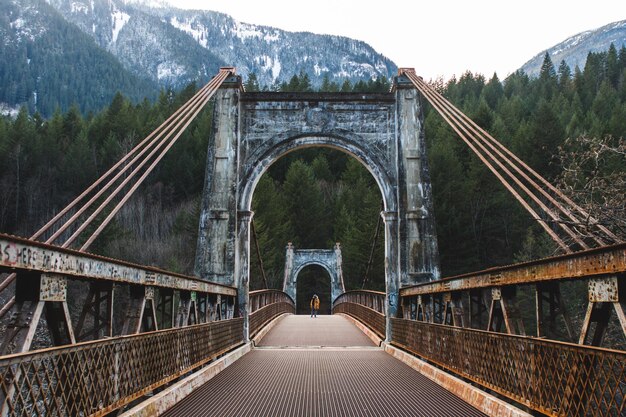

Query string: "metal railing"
[0, 318, 244, 416]
[391, 317, 625, 417]
[249, 290, 295, 337]
[332, 290, 385, 338]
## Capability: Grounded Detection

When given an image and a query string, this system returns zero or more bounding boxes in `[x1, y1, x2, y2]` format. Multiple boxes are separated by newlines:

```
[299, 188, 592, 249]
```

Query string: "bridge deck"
[257, 315, 376, 347]
[162, 315, 487, 417]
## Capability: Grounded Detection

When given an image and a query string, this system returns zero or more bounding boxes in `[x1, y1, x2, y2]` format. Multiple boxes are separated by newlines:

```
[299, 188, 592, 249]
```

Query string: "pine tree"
[539, 52, 557, 80]
[526, 99, 565, 179]
[538, 52, 558, 99]
[606, 43, 620, 88]
[481, 73, 503, 109]
[244, 73, 260, 92]
[557, 60, 572, 91]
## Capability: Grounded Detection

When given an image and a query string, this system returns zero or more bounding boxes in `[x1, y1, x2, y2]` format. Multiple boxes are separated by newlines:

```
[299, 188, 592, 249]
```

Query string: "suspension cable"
[406, 72, 586, 250]
[406, 72, 609, 247]
[400, 70, 570, 252]
[362, 210, 382, 289]
[78, 69, 232, 250]
[31, 76, 219, 242]
[400, 68, 621, 251]
[47, 74, 224, 246]
[0, 68, 235, 319]
[251, 220, 269, 289]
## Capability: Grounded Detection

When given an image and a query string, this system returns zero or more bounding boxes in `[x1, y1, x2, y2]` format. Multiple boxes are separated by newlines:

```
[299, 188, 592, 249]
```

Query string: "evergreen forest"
[0, 47, 625, 316]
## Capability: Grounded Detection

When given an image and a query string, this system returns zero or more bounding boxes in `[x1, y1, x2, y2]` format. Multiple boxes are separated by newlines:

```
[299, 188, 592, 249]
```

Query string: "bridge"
[0, 68, 624, 416]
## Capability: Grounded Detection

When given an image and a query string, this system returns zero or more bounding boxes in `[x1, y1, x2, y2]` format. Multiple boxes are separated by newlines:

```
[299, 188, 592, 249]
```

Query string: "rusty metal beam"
[0, 233, 235, 296]
[401, 243, 626, 297]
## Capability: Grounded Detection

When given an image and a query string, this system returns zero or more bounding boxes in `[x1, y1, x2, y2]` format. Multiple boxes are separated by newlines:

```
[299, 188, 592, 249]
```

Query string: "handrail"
[249, 290, 295, 336]
[0, 233, 235, 295]
[401, 242, 626, 297]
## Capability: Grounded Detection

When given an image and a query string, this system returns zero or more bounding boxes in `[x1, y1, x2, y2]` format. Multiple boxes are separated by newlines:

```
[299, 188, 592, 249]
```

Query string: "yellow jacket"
[310, 296, 320, 309]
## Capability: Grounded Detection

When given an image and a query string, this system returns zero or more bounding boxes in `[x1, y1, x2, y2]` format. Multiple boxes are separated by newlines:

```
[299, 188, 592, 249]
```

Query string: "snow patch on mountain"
[71, 1, 89, 13]
[121, 0, 168, 8]
[272, 57, 281, 80]
[170, 16, 207, 48]
[10, 15, 46, 42]
[111, 10, 130, 44]
[43, 0, 397, 88]
[157, 61, 185, 81]
[0, 103, 21, 118]
[10, 18, 25, 30]
[234, 21, 264, 41]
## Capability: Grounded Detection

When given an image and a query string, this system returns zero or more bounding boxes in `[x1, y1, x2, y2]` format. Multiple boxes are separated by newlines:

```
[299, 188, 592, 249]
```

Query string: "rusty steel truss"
[0, 233, 237, 358]
[0, 318, 244, 416]
[0, 289, 294, 416]
[0, 233, 235, 295]
[400, 243, 626, 347]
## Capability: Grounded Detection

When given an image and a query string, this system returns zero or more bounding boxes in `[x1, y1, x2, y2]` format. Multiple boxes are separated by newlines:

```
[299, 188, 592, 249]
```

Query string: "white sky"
[167, 0, 626, 80]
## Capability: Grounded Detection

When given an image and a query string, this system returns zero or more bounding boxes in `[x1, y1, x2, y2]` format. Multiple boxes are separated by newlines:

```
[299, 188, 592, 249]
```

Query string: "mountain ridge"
[2, 0, 397, 116]
[519, 20, 626, 76]
[45, 0, 397, 88]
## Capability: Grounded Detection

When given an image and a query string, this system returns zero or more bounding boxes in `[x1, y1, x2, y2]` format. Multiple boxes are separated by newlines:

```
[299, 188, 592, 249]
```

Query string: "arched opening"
[247, 147, 386, 295]
[295, 264, 332, 315]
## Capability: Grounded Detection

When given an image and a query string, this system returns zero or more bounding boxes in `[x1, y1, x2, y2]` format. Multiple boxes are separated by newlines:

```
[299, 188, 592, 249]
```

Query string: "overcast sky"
[168, 0, 626, 80]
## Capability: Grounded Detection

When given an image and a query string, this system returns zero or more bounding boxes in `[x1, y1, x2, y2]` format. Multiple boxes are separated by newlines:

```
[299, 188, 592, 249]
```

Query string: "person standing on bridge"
[310, 294, 320, 318]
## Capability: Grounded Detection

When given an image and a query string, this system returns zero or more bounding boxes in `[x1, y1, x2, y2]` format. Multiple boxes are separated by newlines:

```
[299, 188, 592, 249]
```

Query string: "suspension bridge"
[0, 67, 624, 416]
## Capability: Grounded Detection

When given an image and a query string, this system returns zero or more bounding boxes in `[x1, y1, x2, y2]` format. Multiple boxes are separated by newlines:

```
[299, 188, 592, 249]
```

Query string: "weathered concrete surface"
[195, 77, 441, 339]
[395, 75, 441, 285]
[282, 243, 345, 307]
[194, 84, 240, 285]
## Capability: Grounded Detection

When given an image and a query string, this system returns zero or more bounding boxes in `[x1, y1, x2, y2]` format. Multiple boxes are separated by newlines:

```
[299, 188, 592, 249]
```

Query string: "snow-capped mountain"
[520, 20, 626, 77]
[44, 0, 397, 88]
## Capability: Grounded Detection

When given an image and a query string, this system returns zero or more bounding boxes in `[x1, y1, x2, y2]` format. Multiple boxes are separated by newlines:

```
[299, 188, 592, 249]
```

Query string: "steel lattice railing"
[391, 318, 626, 417]
[333, 291, 386, 338]
[249, 290, 295, 337]
[0, 318, 243, 416]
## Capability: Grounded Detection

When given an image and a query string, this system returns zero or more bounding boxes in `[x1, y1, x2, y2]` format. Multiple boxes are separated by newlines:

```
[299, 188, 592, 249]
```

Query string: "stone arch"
[238, 132, 397, 213]
[194, 77, 441, 341]
[282, 243, 346, 310]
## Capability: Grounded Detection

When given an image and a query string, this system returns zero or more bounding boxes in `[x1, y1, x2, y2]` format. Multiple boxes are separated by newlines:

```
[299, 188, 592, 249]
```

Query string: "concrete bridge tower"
[194, 71, 440, 340]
